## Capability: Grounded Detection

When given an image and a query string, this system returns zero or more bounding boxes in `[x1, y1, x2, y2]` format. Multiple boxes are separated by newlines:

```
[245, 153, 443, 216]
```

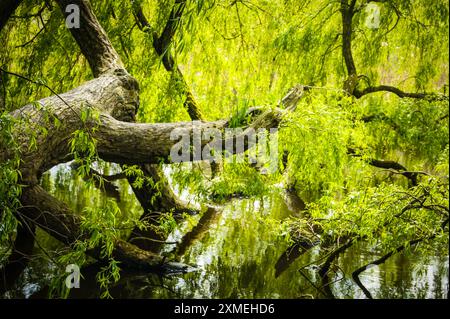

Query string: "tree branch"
[352, 218, 449, 299]
[354, 85, 448, 101]
[154, 0, 187, 70]
[347, 148, 420, 185]
[132, 0, 204, 120]
[338, 1, 447, 101]
[94, 106, 287, 165]
[340, 0, 357, 77]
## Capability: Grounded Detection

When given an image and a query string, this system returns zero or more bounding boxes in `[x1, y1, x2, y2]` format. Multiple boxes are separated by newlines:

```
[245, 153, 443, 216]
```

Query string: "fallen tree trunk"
[1, 0, 194, 272]
[4, 70, 293, 271]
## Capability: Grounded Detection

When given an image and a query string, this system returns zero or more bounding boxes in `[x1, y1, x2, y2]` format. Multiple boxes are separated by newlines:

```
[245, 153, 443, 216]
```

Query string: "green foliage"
[0, 0, 448, 298]
[306, 176, 448, 251]
[122, 164, 165, 207]
[154, 212, 178, 237]
[97, 259, 121, 299]
[278, 92, 359, 200]
[0, 112, 21, 257]
[209, 162, 269, 201]
[49, 199, 131, 298]
[170, 160, 270, 203]
[228, 98, 254, 128]
[367, 98, 449, 162]
[79, 201, 125, 298]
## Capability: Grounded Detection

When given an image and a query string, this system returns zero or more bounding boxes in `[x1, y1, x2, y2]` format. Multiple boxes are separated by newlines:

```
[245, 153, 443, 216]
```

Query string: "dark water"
[1, 164, 448, 299]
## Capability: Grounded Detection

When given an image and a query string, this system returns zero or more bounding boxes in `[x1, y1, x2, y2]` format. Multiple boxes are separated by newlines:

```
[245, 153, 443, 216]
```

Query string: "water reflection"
[1, 164, 448, 299]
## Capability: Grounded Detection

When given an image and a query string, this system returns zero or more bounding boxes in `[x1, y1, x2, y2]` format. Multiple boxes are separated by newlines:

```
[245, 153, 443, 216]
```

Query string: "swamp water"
[1, 164, 448, 299]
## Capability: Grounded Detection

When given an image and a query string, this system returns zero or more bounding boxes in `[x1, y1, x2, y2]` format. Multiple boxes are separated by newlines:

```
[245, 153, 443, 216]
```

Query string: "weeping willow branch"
[132, 0, 204, 121]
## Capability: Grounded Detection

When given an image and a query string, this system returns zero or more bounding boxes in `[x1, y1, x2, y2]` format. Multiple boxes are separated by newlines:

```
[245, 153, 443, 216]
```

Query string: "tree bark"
[340, 0, 357, 77]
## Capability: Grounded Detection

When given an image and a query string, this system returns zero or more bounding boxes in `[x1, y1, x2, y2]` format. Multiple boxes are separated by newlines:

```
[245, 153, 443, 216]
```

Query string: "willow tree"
[0, 0, 306, 289]
[0, 0, 448, 298]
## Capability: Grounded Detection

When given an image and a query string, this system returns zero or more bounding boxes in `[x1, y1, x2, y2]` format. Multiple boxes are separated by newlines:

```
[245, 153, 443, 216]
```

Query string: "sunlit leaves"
[69, 107, 100, 178]
[279, 93, 350, 198]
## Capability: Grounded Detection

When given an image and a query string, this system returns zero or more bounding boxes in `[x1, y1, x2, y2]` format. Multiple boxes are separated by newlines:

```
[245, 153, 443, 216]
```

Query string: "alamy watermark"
[65, 264, 80, 289]
[170, 127, 279, 173]
[365, 3, 381, 29]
